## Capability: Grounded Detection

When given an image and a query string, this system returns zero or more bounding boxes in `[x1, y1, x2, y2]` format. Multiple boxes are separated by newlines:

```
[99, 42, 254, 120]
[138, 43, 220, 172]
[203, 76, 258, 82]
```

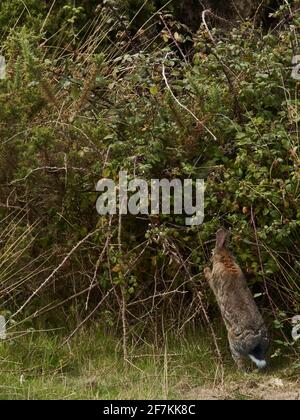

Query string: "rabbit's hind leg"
[230, 347, 249, 372]
[233, 355, 249, 372]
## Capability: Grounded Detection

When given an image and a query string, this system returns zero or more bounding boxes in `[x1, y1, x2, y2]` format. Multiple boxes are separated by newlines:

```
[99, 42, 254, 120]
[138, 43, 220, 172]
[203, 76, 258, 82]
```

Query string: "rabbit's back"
[213, 269, 266, 337]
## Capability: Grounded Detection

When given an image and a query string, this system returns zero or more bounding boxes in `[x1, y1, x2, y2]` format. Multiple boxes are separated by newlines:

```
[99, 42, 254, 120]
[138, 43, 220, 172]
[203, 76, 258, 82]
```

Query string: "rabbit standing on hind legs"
[204, 229, 269, 371]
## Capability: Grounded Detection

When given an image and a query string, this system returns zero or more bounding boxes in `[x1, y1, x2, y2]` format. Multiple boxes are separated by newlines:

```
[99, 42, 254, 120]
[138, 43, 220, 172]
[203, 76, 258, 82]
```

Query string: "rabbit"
[204, 228, 269, 371]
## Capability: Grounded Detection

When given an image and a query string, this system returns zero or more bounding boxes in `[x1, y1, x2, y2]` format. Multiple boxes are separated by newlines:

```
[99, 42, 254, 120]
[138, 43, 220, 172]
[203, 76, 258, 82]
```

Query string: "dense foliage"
[0, 0, 299, 357]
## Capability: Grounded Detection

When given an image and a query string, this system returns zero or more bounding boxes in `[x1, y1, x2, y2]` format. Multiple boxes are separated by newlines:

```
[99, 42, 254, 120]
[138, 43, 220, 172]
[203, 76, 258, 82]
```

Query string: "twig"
[10, 166, 85, 185]
[250, 205, 276, 315]
[85, 216, 113, 310]
[201, 10, 215, 44]
[201, 10, 242, 120]
[62, 286, 115, 345]
[162, 53, 217, 142]
[118, 203, 128, 362]
[160, 14, 188, 65]
[127, 289, 188, 307]
[163, 236, 223, 363]
[11, 228, 102, 319]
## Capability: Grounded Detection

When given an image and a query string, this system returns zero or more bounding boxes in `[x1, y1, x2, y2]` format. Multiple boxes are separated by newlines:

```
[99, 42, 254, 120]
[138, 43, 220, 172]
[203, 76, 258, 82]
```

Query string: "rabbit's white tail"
[249, 354, 267, 369]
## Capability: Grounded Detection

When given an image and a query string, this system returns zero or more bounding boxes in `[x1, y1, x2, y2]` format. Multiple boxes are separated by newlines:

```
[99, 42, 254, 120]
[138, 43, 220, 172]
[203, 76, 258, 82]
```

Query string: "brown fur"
[204, 229, 269, 370]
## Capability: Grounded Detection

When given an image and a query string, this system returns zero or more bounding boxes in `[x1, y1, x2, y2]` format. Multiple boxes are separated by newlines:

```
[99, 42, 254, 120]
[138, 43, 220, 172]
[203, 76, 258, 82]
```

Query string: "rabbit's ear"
[215, 228, 230, 250]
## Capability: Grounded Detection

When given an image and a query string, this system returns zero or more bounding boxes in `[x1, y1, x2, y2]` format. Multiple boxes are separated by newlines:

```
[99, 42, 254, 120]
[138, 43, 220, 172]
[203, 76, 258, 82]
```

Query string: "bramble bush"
[0, 1, 299, 356]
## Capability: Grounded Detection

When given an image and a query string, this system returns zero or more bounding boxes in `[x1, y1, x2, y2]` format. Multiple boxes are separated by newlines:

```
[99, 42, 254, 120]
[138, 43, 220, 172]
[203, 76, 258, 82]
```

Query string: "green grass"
[0, 329, 216, 399]
[0, 325, 297, 400]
